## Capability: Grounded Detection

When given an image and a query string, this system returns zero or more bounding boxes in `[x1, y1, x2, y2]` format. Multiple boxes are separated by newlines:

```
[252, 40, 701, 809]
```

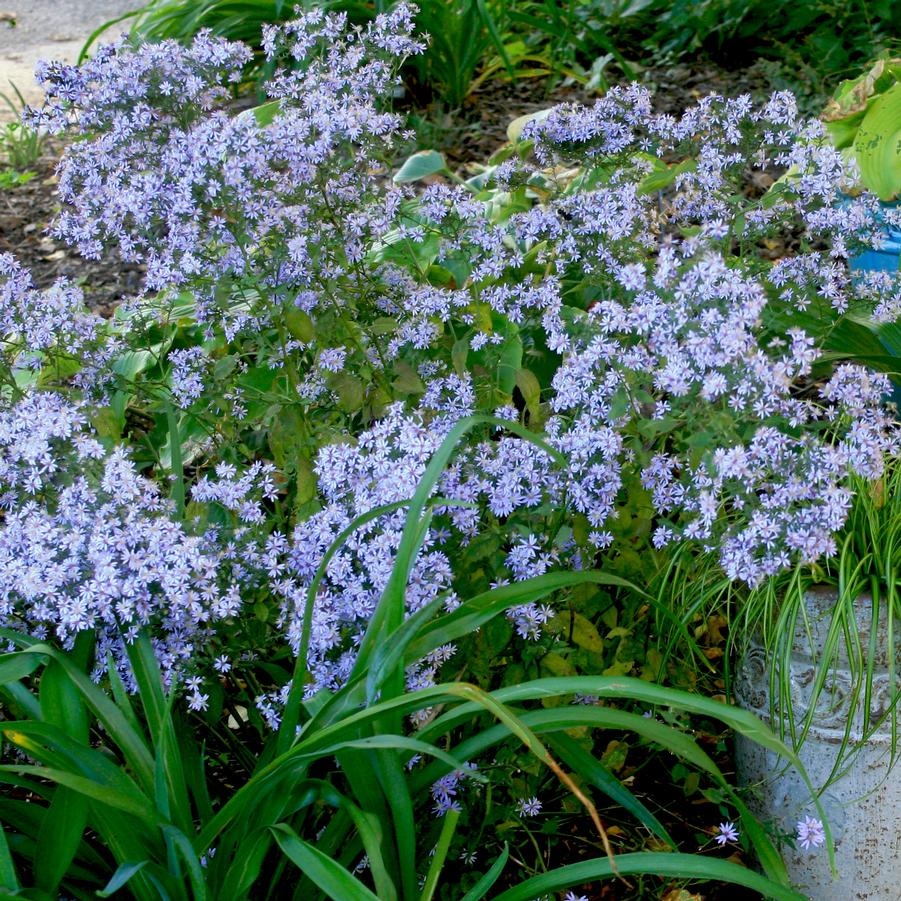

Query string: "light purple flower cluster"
[168, 347, 210, 409]
[15, 6, 900, 702]
[0, 254, 112, 395]
[192, 459, 278, 525]
[369, 86, 900, 586]
[0, 392, 243, 683]
[430, 762, 478, 816]
[30, 3, 422, 356]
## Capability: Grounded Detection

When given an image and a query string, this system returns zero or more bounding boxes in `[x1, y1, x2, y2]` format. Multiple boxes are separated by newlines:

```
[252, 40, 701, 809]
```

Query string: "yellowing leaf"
[548, 612, 604, 653]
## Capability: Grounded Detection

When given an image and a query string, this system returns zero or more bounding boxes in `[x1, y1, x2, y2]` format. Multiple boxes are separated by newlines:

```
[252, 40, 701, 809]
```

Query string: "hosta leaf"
[853, 82, 901, 199]
[507, 108, 552, 143]
[393, 150, 448, 184]
[250, 99, 281, 127]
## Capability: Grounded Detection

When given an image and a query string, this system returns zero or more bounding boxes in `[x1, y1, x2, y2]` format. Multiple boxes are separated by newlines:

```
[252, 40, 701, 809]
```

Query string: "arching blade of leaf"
[97, 861, 150, 899]
[0, 766, 158, 824]
[33, 789, 89, 897]
[270, 824, 381, 901]
[0, 826, 18, 893]
[490, 852, 808, 901]
[546, 733, 673, 845]
[19, 644, 154, 792]
[458, 844, 509, 901]
[406, 570, 642, 662]
[0, 652, 45, 686]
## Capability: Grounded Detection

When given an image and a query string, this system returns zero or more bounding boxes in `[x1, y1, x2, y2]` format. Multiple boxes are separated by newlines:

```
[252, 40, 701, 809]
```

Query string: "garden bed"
[0, 3, 898, 900]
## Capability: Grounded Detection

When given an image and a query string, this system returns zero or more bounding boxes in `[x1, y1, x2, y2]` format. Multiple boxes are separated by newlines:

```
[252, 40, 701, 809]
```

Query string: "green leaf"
[250, 99, 282, 127]
[113, 349, 157, 381]
[393, 150, 448, 184]
[126, 637, 194, 834]
[547, 611, 604, 653]
[216, 830, 271, 900]
[514, 368, 541, 420]
[33, 789, 88, 896]
[0, 766, 157, 824]
[419, 807, 459, 901]
[458, 844, 509, 901]
[0, 828, 18, 893]
[496, 331, 523, 396]
[40, 656, 89, 744]
[161, 825, 207, 901]
[270, 824, 381, 901]
[0, 652, 44, 686]
[392, 361, 426, 396]
[547, 733, 672, 844]
[407, 570, 640, 661]
[3, 646, 155, 793]
[637, 157, 697, 195]
[285, 308, 315, 343]
[507, 108, 552, 143]
[853, 82, 901, 199]
[97, 860, 149, 898]
[327, 371, 365, 412]
[490, 852, 807, 901]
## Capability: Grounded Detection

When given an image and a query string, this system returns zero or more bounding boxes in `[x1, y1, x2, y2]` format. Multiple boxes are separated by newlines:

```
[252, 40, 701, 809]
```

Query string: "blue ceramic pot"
[849, 200, 901, 273]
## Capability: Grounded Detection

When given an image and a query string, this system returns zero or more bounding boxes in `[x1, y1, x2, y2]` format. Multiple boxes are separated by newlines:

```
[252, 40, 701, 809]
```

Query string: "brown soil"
[0, 142, 145, 315]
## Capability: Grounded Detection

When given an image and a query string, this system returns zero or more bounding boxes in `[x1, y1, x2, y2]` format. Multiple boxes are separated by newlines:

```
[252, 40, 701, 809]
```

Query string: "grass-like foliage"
[88, 0, 901, 109]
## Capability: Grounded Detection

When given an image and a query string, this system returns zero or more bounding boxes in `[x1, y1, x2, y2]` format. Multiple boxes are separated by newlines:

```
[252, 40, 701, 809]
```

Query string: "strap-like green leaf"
[270, 824, 381, 901]
[33, 789, 89, 896]
[0, 827, 19, 893]
[458, 845, 509, 901]
[0, 766, 158, 824]
[491, 852, 807, 901]
[0, 651, 45, 686]
[97, 861, 150, 898]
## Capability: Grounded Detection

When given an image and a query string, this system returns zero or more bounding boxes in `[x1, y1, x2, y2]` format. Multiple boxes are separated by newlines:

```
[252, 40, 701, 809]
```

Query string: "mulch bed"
[0, 144, 145, 316]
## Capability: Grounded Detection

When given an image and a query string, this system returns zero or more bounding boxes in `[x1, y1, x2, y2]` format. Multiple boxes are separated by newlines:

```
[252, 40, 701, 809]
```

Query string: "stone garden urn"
[734, 587, 901, 900]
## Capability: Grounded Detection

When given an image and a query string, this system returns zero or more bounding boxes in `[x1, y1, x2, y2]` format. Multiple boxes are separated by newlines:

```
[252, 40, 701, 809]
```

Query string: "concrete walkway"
[0, 0, 137, 119]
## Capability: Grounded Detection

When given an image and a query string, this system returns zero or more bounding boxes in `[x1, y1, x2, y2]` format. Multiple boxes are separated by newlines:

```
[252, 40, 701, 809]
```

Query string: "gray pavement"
[0, 0, 138, 118]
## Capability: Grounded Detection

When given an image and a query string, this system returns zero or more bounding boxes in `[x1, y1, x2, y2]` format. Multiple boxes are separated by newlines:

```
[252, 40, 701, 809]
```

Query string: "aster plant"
[1, 1, 898, 895]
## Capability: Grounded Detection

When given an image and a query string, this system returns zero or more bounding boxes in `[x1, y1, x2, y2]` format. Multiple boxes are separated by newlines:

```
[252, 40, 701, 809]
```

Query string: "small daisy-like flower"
[516, 796, 542, 817]
[563, 892, 589, 901]
[715, 821, 739, 845]
[796, 815, 826, 850]
[459, 848, 478, 865]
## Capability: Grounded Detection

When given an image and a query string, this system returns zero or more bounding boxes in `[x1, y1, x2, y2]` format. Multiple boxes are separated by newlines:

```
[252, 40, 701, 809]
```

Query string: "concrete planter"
[734, 588, 901, 900]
